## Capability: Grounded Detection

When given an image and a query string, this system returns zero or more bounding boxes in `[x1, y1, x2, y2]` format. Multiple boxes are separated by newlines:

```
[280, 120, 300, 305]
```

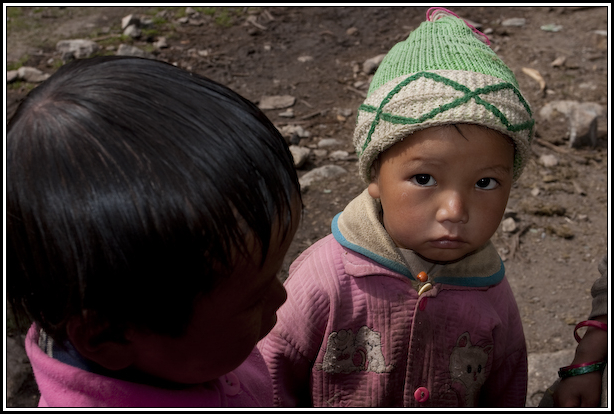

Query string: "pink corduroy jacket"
[258, 190, 528, 407]
[25, 324, 274, 407]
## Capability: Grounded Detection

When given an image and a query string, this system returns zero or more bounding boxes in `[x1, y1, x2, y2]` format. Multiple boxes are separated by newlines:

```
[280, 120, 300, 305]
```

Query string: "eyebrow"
[401, 158, 512, 177]
[476, 164, 513, 176]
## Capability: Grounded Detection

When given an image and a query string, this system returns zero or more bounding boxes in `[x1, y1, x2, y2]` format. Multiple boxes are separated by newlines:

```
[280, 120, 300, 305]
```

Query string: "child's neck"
[41, 329, 198, 389]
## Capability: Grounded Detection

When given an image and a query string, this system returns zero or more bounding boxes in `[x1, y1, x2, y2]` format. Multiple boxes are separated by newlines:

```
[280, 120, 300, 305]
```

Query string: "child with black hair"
[258, 7, 532, 407]
[7, 55, 302, 407]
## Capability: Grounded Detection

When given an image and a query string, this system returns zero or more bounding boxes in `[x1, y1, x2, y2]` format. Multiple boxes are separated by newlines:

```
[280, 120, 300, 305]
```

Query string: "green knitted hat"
[355, 7, 534, 183]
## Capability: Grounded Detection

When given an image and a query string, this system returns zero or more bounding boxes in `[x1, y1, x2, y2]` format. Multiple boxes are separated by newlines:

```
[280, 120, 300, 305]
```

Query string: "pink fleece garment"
[258, 234, 528, 407]
[25, 324, 274, 407]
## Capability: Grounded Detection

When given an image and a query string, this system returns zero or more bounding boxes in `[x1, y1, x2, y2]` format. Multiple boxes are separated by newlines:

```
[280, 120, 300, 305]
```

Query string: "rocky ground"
[5, 6, 609, 408]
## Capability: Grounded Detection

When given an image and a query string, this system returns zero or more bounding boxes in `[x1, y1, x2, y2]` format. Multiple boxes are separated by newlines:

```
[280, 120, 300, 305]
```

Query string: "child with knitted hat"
[258, 8, 533, 407]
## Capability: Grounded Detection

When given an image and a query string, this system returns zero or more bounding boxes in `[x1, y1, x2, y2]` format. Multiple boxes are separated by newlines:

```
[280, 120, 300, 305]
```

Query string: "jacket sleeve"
[589, 254, 608, 319]
[257, 243, 332, 407]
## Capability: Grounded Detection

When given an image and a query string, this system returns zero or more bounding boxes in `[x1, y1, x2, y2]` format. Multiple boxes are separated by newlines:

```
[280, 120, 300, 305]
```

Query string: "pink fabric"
[258, 234, 527, 407]
[25, 324, 274, 407]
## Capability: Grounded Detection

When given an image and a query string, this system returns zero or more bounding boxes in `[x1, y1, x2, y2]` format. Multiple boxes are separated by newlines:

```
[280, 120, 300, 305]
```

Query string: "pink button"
[414, 386, 429, 403]
[222, 372, 242, 396]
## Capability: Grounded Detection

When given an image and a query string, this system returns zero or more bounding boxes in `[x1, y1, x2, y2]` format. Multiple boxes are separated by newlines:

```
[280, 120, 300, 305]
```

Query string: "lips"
[430, 236, 467, 249]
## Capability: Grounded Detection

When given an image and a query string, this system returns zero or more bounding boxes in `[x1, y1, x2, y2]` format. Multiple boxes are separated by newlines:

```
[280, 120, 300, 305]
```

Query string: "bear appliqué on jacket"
[317, 326, 394, 374]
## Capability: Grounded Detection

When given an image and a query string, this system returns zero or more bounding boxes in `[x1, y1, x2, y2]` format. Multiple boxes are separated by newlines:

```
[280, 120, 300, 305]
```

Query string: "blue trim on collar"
[331, 213, 506, 287]
[331, 213, 413, 279]
[434, 259, 505, 287]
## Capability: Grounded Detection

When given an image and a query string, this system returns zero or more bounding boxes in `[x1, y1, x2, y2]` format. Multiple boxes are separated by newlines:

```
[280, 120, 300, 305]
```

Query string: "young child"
[258, 7, 534, 407]
[7, 55, 302, 407]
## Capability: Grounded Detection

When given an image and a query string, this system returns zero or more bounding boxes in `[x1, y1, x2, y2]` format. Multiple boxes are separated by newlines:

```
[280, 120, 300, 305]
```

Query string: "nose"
[435, 190, 469, 224]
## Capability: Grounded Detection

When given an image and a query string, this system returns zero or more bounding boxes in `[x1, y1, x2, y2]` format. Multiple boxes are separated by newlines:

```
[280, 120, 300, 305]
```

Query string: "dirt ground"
[5, 6, 609, 407]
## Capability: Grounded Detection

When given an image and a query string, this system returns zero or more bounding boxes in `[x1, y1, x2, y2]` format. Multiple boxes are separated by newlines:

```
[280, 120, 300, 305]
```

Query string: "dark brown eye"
[411, 174, 436, 186]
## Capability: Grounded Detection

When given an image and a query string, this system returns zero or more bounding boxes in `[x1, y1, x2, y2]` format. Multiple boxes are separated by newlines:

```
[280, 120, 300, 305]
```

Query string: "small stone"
[123, 24, 141, 38]
[116, 44, 155, 59]
[188, 18, 204, 27]
[299, 165, 348, 189]
[362, 54, 386, 75]
[16, 66, 50, 83]
[336, 108, 353, 117]
[577, 214, 588, 222]
[154, 36, 169, 49]
[551, 56, 566, 67]
[346, 27, 359, 36]
[56, 39, 100, 59]
[531, 187, 541, 197]
[317, 138, 342, 148]
[540, 23, 563, 32]
[289, 145, 310, 168]
[542, 175, 557, 183]
[329, 150, 349, 161]
[278, 108, 295, 118]
[278, 124, 310, 141]
[501, 217, 518, 233]
[258, 95, 296, 110]
[501, 18, 526, 27]
[539, 154, 558, 167]
[297, 55, 313, 63]
[571, 180, 586, 196]
[7, 70, 19, 83]
[121, 14, 140, 30]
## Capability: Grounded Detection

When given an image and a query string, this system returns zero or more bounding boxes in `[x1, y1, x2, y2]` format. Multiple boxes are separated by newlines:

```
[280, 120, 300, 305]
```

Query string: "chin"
[417, 250, 475, 264]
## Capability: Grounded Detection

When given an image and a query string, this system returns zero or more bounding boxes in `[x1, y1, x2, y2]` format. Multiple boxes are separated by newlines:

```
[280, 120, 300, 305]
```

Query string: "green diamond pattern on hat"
[359, 71, 534, 155]
[354, 9, 535, 184]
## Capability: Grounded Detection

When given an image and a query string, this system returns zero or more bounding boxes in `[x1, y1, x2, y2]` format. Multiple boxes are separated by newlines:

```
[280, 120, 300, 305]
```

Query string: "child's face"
[368, 124, 514, 263]
[126, 198, 301, 384]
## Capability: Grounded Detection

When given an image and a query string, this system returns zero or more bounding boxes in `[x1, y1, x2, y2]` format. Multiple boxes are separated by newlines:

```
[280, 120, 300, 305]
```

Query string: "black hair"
[7, 56, 301, 343]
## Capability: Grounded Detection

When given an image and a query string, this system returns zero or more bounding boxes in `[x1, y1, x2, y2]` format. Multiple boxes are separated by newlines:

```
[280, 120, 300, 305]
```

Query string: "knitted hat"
[354, 7, 534, 183]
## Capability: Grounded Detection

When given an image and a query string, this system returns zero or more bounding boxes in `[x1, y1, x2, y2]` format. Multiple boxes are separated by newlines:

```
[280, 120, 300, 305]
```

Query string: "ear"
[66, 315, 137, 371]
[367, 181, 380, 199]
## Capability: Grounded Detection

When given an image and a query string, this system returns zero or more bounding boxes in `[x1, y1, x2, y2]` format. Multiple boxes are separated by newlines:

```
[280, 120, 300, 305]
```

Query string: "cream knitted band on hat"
[354, 8, 535, 184]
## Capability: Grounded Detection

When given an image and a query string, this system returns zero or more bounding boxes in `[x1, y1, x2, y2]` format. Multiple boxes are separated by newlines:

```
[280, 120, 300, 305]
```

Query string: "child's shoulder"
[287, 233, 396, 284]
[289, 233, 341, 273]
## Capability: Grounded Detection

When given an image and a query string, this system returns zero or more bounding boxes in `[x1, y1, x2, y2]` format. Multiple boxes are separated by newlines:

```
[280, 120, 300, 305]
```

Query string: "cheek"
[475, 199, 508, 236]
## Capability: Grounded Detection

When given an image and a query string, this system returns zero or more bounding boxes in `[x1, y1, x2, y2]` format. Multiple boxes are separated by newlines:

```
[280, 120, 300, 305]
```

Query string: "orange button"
[416, 271, 428, 282]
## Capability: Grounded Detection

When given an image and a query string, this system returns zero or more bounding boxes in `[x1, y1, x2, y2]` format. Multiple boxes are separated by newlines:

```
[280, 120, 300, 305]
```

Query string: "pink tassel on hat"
[426, 7, 491, 45]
